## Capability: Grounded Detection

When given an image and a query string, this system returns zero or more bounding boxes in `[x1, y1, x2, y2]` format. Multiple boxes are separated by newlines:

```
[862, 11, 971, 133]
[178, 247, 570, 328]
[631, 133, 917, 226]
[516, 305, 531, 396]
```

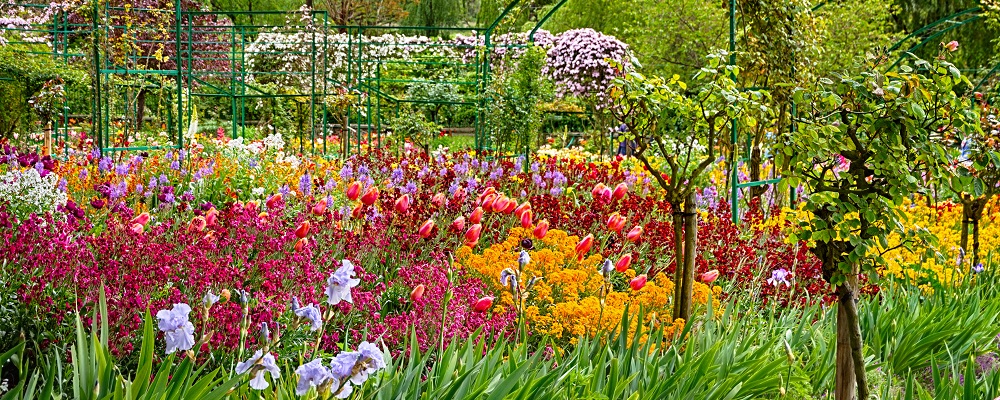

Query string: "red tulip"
[418, 219, 435, 239]
[701, 269, 720, 283]
[130, 223, 144, 235]
[294, 238, 307, 252]
[130, 212, 150, 226]
[630, 275, 647, 291]
[502, 198, 517, 214]
[394, 195, 410, 214]
[615, 254, 633, 272]
[575, 234, 594, 260]
[477, 187, 496, 205]
[361, 187, 379, 206]
[346, 181, 361, 201]
[188, 216, 207, 233]
[591, 183, 607, 198]
[533, 219, 549, 239]
[311, 199, 328, 216]
[606, 213, 626, 232]
[451, 216, 466, 232]
[465, 224, 482, 247]
[295, 220, 311, 238]
[473, 296, 494, 312]
[469, 207, 484, 224]
[612, 183, 628, 201]
[410, 284, 425, 302]
[351, 204, 364, 219]
[481, 193, 497, 211]
[266, 193, 283, 209]
[431, 193, 447, 208]
[513, 201, 531, 218]
[520, 210, 533, 229]
[626, 226, 643, 243]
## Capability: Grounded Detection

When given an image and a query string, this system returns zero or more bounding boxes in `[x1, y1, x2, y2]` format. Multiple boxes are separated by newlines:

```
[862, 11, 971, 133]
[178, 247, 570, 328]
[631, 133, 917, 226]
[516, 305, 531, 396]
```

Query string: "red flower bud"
[465, 224, 482, 247]
[575, 234, 595, 260]
[701, 269, 720, 283]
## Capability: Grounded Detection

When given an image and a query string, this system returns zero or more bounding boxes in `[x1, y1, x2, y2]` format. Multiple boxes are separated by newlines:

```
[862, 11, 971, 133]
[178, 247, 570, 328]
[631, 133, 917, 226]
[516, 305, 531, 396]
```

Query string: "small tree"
[608, 52, 768, 321]
[780, 55, 976, 400]
[946, 98, 1000, 267]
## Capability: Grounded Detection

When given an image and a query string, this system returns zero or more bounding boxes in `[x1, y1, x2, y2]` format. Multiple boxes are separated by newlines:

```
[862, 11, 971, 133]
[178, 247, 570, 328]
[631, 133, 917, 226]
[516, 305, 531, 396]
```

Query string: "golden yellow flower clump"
[454, 227, 715, 344]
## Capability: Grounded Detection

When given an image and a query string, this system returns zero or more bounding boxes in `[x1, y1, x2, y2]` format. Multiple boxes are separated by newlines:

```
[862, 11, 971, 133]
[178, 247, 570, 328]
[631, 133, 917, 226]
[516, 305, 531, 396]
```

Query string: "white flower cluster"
[0, 168, 67, 220]
[262, 133, 286, 151]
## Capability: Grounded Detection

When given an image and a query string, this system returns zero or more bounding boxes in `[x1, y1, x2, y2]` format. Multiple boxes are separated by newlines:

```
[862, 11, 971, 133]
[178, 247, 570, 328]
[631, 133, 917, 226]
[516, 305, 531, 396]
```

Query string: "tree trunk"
[672, 202, 685, 320]
[835, 277, 869, 400]
[974, 219, 981, 267]
[680, 193, 698, 321]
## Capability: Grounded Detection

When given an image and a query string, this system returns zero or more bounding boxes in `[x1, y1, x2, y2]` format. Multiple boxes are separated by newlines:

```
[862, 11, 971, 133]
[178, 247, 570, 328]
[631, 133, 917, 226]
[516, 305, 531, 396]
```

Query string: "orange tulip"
[469, 207, 484, 224]
[188, 216, 207, 233]
[266, 193, 283, 209]
[533, 219, 549, 239]
[205, 208, 218, 226]
[418, 219, 435, 239]
[410, 284, 425, 301]
[294, 237, 307, 252]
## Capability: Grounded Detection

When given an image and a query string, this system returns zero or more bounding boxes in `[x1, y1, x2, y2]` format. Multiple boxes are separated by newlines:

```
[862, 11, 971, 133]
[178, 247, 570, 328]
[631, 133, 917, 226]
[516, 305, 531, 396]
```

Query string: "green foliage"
[609, 52, 769, 205]
[485, 46, 552, 154]
[387, 106, 441, 152]
[781, 55, 978, 284]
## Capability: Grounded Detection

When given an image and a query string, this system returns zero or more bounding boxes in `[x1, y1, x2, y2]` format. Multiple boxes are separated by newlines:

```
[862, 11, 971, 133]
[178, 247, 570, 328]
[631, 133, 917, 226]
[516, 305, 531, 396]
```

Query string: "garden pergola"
[2, 0, 569, 156]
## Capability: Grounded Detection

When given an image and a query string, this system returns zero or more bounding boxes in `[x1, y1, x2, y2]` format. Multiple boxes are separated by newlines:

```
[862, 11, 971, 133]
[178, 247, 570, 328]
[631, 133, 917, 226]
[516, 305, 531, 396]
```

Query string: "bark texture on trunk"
[836, 281, 868, 400]
[680, 193, 698, 321]
[672, 206, 685, 320]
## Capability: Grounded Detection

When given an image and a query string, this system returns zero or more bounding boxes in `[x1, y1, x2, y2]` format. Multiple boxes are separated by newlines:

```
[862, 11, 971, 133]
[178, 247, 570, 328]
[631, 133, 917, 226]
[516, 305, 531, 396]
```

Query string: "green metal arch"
[886, 7, 984, 71]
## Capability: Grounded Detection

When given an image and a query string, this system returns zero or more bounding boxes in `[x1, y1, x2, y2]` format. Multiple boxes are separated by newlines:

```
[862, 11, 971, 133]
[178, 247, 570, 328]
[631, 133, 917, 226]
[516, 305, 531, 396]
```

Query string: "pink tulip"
[205, 208, 218, 226]
[626, 226, 643, 243]
[418, 219, 435, 239]
[591, 183, 607, 198]
[465, 224, 482, 247]
[701, 269, 720, 283]
[469, 207, 484, 224]
[451, 216, 466, 232]
[473, 296, 494, 312]
[945, 40, 959, 52]
[431, 193, 447, 208]
[630, 275, 647, 291]
[130, 223, 144, 235]
[606, 213, 626, 232]
[520, 210, 533, 229]
[311, 199, 327, 216]
[130, 212, 150, 226]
